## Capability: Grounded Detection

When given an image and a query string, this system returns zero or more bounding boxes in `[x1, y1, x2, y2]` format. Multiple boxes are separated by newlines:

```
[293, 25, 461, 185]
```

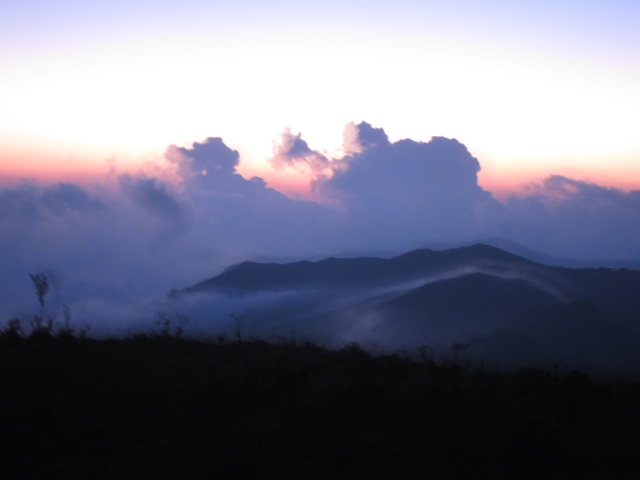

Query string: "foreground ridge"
[1, 334, 640, 479]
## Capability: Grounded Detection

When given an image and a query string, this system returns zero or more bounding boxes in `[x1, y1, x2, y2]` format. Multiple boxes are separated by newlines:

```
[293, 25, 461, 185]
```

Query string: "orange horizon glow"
[4, 147, 640, 203]
[0, 132, 167, 188]
[478, 165, 640, 201]
[3, 131, 640, 202]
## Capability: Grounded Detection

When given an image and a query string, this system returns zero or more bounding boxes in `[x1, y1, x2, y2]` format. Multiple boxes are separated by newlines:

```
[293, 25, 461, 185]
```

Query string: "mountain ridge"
[186, 243, 541, 295]
[173, 243, 640, 375]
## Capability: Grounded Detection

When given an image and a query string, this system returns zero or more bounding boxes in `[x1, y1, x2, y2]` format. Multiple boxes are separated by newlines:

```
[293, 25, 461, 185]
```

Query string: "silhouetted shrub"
[1, 318, 23, 339]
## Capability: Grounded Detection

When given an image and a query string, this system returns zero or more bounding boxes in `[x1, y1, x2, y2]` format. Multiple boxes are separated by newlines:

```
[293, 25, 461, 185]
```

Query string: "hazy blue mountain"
[435, 236, 640, 270]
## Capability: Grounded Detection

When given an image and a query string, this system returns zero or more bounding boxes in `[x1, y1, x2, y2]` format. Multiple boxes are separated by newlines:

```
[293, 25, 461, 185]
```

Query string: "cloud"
[173, 136, 274, 195]
[342, 121, 389, 154]
[41, 183, 106, 214]
[0, 182, 104, 225]
[176, 137, 239, 178]
[119, 175, 184, 223]
[321, 122, 501, 248]
[170, 135, 338, 254]
[503, 175, 640, 260]
[269, 128, 331, 179]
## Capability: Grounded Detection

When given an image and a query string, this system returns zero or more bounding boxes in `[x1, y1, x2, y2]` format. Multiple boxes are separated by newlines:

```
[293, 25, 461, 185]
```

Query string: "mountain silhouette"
[179, 244, 640, 375]
[187, 244, 541, 294]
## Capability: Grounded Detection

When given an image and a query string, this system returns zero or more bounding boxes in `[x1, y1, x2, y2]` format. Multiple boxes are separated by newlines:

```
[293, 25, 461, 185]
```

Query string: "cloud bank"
[1, 121, 639, 335]
[319, 122, 500, 248]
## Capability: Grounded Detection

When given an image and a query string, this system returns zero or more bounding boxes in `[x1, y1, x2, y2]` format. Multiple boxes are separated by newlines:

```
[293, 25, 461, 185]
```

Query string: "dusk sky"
[2, 1, 639, 191]
[1, 1, 640, 331]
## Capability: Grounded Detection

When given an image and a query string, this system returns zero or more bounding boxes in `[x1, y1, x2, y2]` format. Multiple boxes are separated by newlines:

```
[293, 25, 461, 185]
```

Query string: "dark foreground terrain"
[2, 331, 640, 480]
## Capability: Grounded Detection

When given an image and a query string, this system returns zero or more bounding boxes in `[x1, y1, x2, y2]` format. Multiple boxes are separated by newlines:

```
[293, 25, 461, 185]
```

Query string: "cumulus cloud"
[269, 128, 331, 179]
[321, 121, 502, 248]
[176, 137, 239, 178]
[170, 135, 338, 254]
[342, 121, 389, 154]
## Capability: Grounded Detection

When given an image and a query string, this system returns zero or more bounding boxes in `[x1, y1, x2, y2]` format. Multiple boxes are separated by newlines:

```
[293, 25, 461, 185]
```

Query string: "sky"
[2, 1, 640, 191]
[1, 1, 640, 333]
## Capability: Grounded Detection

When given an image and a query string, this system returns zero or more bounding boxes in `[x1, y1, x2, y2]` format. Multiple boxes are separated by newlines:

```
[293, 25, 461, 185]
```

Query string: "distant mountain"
[177, 244, 640, 376]
[186, 244, 541, 295]
[438, 237, 640, 270]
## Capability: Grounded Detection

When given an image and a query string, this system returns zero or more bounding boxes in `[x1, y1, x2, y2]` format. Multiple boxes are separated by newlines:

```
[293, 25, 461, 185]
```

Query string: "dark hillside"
[2, 334, 640, 479]
[377, 272, 563, 329]
[555, 267, 640, 327]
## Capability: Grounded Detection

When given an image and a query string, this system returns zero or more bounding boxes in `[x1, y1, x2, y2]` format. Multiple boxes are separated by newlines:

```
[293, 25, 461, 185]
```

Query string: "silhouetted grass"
[1, 330, 640, 479]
